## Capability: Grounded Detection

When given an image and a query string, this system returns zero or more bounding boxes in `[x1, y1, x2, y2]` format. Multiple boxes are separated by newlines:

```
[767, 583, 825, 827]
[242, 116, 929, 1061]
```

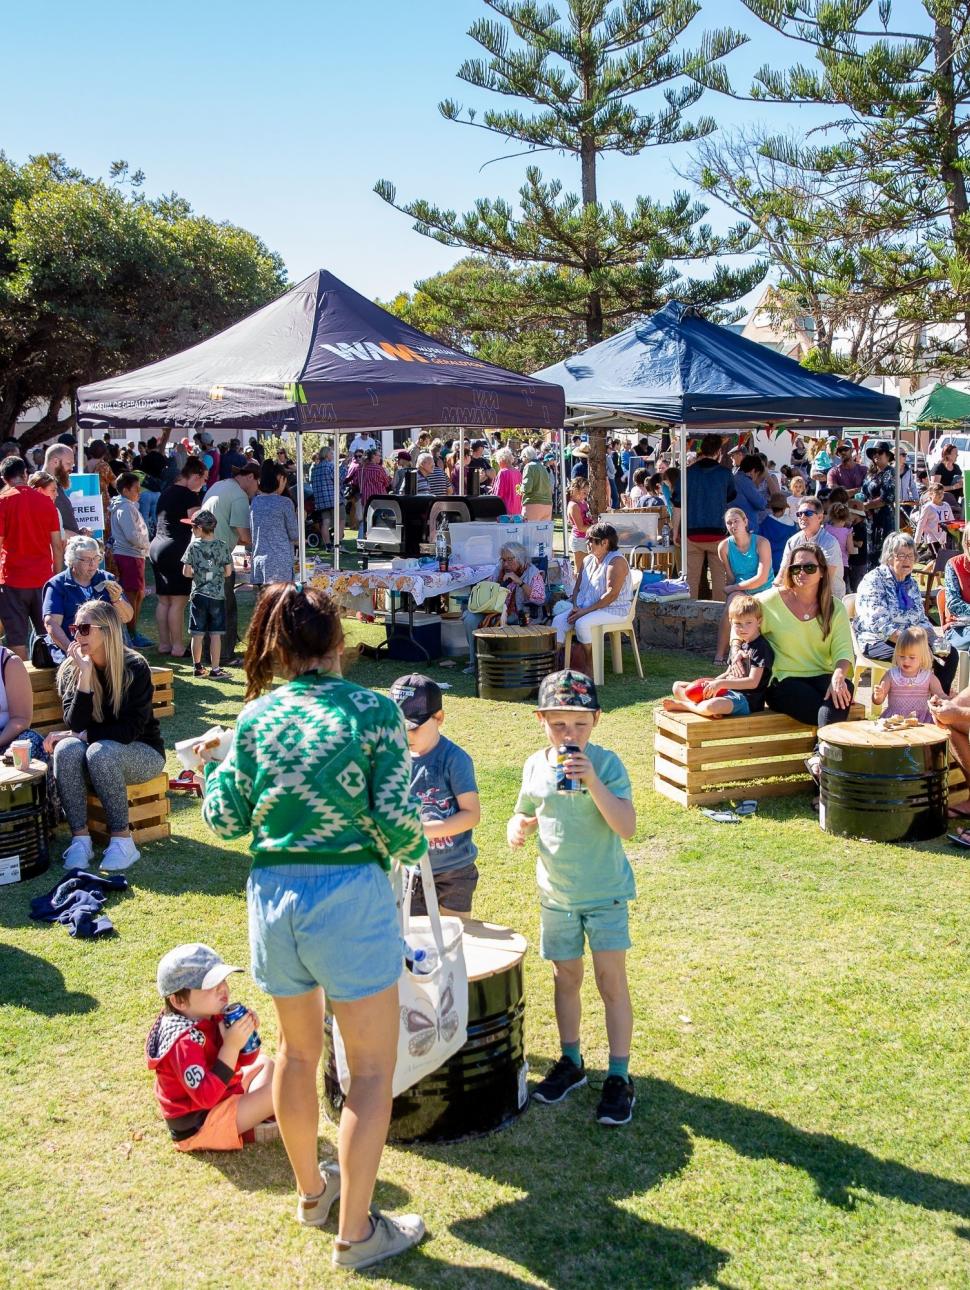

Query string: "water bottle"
[534, 540, 548, 576]
[661, 522, 672, 547]
[223, 1002, 260, 1054]
[435, 518, 451, 571]
[404, 941, 439, 975]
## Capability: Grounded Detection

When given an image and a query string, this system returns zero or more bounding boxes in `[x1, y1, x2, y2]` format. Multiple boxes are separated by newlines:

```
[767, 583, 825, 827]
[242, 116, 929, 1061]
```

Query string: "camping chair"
[563, 569, 644, 687]
[844, 592, 891, 697]
[937, 586, 970, 692]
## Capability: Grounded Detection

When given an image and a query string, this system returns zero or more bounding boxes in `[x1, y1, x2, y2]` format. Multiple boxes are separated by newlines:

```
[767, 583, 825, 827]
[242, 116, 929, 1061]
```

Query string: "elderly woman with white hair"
[492, 447, 523, 516]
[854, 531, 958, 692]
[461, 540, 545, 673]
[519, 445, 553, 521]
[40, 535, 133, 667]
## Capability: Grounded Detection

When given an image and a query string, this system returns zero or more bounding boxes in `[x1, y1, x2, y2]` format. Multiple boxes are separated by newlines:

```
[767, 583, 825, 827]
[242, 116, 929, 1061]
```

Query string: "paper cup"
[10, 740, 32, 771]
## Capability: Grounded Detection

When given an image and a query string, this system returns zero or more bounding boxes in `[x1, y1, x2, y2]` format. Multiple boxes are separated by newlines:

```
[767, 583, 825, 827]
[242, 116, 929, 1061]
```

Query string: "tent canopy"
[77, 269, 564, 433]
[901, 381, 970, 428]
[533, 301, 900, 428]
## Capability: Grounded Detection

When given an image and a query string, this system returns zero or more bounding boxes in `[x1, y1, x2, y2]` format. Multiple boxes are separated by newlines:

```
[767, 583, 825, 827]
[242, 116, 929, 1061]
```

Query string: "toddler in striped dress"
[872, 626, 946, 724]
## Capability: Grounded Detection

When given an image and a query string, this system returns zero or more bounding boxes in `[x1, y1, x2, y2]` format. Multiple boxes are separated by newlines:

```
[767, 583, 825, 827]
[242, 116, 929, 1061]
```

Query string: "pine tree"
[375, 0, 764, 510]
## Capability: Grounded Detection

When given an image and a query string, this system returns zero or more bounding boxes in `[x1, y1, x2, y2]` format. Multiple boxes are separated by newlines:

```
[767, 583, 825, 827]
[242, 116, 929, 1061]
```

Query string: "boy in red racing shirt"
[146, 942, 276, 1151]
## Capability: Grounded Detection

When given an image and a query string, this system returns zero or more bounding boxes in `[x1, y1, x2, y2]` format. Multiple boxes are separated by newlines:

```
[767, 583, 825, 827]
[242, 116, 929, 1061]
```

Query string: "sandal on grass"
[947, 827, 970, 848]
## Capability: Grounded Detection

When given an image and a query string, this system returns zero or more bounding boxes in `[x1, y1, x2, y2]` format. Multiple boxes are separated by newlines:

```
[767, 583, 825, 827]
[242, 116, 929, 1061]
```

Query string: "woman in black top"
[44, 600, 164, 872]
[932, 443, 963, 512]
[149, 456, 207, 656]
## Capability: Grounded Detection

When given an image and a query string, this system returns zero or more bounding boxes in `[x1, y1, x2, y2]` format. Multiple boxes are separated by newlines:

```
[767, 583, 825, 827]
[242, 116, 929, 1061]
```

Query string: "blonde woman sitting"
[44, 601, 165, 872]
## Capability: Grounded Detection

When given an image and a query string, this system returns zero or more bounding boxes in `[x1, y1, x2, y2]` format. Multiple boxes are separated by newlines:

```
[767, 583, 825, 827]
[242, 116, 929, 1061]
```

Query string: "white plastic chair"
[844, 592, 891, 701]
[563, 569, 644, 686]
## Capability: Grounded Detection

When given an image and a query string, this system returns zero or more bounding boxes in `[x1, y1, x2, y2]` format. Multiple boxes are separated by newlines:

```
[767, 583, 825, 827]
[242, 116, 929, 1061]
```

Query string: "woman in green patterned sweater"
[199, 583, 427, 1270]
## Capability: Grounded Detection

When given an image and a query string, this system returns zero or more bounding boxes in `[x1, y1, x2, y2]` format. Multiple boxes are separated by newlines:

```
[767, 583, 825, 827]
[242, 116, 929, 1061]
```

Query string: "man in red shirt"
[0, 455, 64, 658]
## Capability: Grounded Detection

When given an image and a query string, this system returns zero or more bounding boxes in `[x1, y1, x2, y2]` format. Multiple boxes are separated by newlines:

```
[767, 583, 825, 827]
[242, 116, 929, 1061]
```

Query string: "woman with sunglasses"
[551, 523, 632, 675]
[756, 543, 855, 728]
[43, 600, 164, 871]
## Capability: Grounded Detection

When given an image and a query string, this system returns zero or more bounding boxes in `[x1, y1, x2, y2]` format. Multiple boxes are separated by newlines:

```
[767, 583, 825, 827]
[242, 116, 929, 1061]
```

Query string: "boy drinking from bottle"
[506, 670, 637, 1125]
[145, 942, 277, 1151]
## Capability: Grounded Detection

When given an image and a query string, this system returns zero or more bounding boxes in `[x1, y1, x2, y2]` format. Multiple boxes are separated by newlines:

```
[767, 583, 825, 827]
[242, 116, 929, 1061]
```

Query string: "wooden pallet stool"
[654, 704, 864, 808]
[28, 664, 175, 733]
[86, 773, 171, 845]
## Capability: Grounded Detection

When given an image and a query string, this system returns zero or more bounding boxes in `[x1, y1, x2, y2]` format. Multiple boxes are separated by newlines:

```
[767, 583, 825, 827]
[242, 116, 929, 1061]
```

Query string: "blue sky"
[4, 1, 926, 301]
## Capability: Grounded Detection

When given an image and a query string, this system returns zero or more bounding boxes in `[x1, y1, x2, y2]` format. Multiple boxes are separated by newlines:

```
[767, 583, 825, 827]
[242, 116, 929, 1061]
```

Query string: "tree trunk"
[934, 16, 970, 344]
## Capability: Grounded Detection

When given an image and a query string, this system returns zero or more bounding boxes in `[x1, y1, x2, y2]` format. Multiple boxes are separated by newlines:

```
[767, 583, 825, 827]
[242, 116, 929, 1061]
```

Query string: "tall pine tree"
[375, 0, 764, 509]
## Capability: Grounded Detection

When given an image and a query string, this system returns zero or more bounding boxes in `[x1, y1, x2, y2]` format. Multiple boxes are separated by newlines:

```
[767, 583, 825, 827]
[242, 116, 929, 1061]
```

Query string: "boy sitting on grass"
[507, 669, 637, 1126]
[390, 673, 481, 919]
[181, 510, 233, 679]
[146, 942, 276, 1151]
[663, 595, 774, 719]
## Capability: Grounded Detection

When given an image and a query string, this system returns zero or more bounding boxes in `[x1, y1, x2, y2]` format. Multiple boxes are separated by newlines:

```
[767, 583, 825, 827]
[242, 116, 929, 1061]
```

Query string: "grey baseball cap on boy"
[156, 943, 242, 997]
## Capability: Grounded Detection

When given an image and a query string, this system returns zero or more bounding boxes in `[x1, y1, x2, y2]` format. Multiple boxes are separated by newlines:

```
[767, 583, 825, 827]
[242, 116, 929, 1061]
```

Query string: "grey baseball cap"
[156, 943, 243, 997]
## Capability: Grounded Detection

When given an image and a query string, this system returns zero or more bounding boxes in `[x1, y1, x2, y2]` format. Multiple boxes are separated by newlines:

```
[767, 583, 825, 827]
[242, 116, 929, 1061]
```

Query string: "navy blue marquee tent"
[77, 269, 564, 434]
[533, 301, 900, 428]
[534, 300, 900, 575]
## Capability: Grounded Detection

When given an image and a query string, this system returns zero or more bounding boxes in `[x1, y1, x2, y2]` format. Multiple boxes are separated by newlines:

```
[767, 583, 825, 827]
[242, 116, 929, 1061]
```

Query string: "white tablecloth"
[309, 557, 573, 608]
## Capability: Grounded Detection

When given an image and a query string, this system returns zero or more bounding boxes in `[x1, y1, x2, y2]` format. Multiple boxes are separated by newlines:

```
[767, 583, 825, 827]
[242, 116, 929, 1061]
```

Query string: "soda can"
[223, 1002, 260, 1053]
[556, 743, 583, 792]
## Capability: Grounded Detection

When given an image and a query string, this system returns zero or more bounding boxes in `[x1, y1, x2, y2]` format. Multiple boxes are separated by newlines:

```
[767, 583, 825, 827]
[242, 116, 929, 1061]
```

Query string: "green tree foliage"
[701, 1, 970, 374]
[375, 0, 765, 509]
[0, 153, 286, 443]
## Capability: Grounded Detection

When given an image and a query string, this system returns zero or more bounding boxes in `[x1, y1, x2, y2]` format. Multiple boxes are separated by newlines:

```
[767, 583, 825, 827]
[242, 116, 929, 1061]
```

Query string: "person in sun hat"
[506, 668, 638, 1127]
[390, 673, 481, 919]
[861, 439, 897, 566]
[146, 942, 277, 1152]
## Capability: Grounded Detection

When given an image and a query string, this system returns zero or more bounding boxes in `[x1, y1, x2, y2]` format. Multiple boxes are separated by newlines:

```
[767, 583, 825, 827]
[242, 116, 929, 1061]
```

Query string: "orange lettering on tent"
[379, 342, 428, 363]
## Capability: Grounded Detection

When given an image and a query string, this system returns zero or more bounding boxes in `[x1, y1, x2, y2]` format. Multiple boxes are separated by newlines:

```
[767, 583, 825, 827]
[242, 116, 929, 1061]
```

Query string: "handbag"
[468, 580, 509, 615]
[332, 856, 468, 1098]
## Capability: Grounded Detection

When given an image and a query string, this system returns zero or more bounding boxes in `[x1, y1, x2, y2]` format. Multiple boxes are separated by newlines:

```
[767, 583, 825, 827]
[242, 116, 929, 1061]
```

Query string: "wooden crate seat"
[86, 773, 171, 845]
[27, 664, 175, 734]
[654, 704, 864, 808]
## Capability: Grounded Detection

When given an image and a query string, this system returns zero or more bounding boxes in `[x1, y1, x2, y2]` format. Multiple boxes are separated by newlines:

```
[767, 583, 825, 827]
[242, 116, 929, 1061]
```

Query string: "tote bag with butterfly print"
[332, 856, 469, 1098]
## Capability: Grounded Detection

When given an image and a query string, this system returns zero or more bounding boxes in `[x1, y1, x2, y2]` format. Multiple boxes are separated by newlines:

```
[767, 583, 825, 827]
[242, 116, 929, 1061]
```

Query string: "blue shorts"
[724, 690, 750, 716]
[247, 863, 402, 1002]
[539, 900, 630, 961]
[189, 593, 226, 636]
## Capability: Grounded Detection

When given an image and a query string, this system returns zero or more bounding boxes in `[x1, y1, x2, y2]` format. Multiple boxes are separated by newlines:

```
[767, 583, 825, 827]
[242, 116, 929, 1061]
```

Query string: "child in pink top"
[872, 626, 945, 723]
[824, 502, 856, 566]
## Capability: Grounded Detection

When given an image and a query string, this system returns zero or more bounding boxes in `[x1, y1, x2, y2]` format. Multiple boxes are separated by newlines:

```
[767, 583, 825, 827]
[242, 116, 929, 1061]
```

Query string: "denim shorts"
[539, 899, 631, 961]
[189, 593, 226, 636]
[247, 863, 402, 1002]
[724, 690, 750, 716]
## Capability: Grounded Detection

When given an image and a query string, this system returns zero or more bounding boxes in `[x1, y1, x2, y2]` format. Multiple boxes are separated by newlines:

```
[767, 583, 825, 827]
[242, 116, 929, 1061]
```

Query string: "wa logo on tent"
[284, 383, 308, 404]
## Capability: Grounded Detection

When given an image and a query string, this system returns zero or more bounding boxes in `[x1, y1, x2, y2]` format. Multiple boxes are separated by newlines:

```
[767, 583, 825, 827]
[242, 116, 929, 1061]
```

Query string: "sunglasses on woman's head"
[68, 622, 95, 637]
[791, 563, 819, 575]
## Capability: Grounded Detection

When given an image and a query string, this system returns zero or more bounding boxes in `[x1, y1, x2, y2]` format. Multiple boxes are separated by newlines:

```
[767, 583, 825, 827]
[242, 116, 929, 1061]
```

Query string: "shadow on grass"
[388, 1069, 970, 1289]
[0, 942, 98, 1015]
[128, 827, 251, 899]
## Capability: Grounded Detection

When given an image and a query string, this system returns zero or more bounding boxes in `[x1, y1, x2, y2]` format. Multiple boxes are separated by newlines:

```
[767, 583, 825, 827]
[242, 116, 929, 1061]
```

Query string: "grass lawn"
[3, 590, 970, 1288]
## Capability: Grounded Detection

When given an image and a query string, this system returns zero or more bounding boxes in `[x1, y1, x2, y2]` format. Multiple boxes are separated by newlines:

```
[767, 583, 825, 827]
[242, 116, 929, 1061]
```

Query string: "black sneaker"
[532, 1055, 587, 1104]
[596, 1075, 636, 1126]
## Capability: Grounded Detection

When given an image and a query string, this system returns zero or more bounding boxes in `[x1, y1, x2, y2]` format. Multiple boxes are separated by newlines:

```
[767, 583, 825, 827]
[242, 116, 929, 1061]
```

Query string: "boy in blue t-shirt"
[507, 669, 637, 1127]
[390, 674, 481, 918]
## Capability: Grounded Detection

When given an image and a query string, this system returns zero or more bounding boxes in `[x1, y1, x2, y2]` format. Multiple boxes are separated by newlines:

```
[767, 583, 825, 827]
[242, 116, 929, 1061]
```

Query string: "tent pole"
[559, 426, 569, 560]
[295, 432, 307, 585]
[333, 433, 340, 573]
[458, 427, 465, 494]
[894, 420, 901, 531]
[679, 424, 687, 586]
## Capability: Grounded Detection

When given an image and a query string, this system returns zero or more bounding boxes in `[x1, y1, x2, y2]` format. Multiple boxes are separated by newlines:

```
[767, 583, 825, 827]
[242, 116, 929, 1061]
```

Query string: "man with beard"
[43, 444, 80, 537]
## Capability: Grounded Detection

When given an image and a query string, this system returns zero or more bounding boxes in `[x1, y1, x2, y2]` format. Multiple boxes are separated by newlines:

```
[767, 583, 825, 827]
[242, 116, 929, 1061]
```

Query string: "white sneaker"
[101, 836, 140, 871]
[62, 835, 94, 869]
[332, 1210, 425, 1270]
[296, 1161, 341, 1227]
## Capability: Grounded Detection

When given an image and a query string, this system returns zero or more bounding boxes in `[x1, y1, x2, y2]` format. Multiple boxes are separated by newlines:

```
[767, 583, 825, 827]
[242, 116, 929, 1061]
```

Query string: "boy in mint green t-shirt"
[507, 669, 637, 1127]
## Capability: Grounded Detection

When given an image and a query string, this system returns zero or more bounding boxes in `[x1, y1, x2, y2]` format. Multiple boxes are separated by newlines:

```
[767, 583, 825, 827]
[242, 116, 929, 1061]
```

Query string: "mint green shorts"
[539, 900, 630, 961]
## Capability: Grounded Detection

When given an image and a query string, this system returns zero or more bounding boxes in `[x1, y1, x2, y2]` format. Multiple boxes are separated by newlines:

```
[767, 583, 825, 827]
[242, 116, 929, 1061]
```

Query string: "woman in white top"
[551, 522, 632, 674]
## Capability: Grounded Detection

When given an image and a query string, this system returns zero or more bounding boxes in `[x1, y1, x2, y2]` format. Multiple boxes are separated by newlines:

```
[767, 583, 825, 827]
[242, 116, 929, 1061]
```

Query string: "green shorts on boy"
[507, 669, 637, 1126]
